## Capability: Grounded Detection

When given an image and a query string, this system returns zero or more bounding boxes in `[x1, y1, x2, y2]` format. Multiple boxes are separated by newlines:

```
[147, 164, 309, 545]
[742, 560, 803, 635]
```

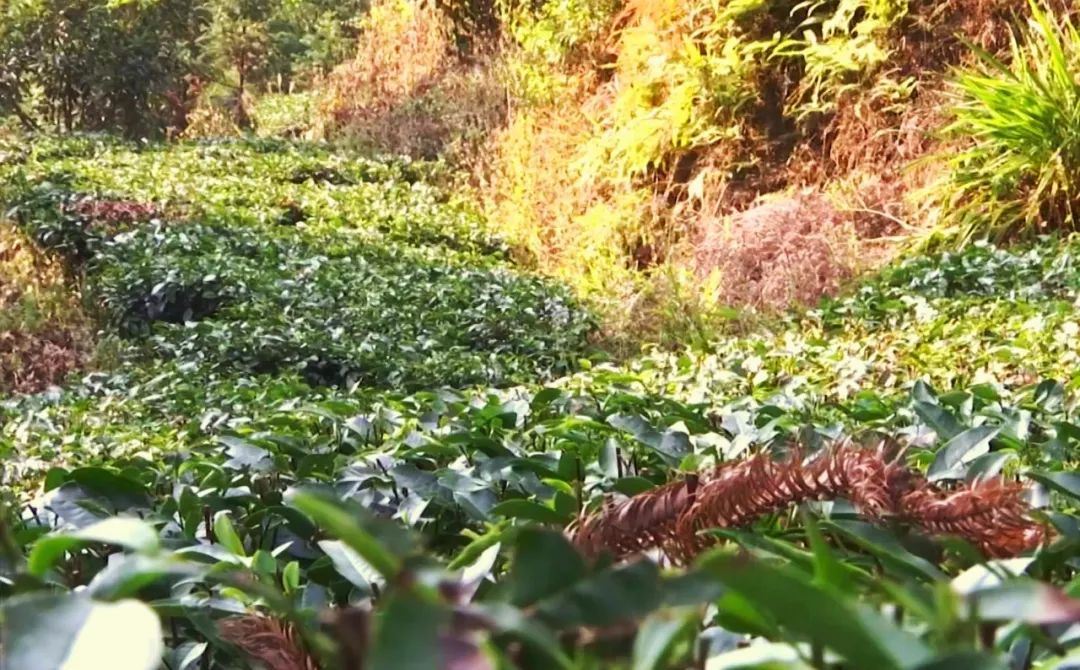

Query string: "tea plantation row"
[0, 135, 1078, 669]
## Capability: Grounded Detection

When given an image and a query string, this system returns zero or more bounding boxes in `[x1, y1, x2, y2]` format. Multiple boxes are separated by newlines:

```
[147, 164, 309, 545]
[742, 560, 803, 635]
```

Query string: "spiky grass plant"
[932, 1, 1080, 246]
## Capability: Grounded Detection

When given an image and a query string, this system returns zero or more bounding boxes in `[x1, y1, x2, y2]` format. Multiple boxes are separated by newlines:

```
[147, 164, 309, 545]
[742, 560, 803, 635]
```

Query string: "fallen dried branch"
[569, 445, 1047, 563]
[219, 615, 319, 670]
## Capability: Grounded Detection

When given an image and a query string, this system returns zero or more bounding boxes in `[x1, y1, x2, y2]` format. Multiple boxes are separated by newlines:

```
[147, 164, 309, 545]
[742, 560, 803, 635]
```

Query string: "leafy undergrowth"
[1, 135, 594, 390]
[1, 135, 1079, 669]
[0, 222, 93, 394]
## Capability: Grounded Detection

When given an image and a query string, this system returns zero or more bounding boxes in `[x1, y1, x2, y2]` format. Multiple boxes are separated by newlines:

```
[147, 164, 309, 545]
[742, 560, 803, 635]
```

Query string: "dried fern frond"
[569, 445, 1046, 564]
[219, 615, 319, 670]
[671, 446, 909, 560]
[569, 474, 699, 561]
[899, 478, 1048, 558]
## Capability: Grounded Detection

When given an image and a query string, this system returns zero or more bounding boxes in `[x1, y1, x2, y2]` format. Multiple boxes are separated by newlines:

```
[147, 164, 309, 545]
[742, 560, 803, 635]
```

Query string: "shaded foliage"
[0, 0, 366, 136]
[1, 135, 1079, 669]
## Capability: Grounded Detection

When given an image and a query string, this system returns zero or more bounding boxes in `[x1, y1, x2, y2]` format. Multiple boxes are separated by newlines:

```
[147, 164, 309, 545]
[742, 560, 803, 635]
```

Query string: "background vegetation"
[2, 0, 1080, 668]
[0, 0, 366, 137]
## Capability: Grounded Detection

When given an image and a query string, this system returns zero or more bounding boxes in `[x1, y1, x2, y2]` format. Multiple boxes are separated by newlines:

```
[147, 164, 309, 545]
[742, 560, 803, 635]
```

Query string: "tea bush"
[1, 135, 1079, 669]
[3, 136, 595, 389]
[3, 335, 1079, 667]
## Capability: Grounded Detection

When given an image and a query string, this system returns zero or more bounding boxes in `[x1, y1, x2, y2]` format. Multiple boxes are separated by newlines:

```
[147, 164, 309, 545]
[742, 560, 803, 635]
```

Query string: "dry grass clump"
[570, 444, 1047, 565]
[314, 0, 506, 161]
[0, 223, 92, 394]
[693, 190, 863, 311]
[181, 99, 246, 140]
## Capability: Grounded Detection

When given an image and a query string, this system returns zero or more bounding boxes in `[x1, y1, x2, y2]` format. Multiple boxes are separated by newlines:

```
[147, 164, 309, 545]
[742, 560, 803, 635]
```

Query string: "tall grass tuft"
[932, 1, 1080, 246]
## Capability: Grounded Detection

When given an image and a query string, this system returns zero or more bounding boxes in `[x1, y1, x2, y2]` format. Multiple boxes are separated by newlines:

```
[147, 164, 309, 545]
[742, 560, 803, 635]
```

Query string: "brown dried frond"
[569, 474, 699, 561]
[671, 446, 907, 560]
[218, 615, 319, 670]
[899, 478, 1047, 558]
[569, 445, 1046, 564]
[693, 190, 863, 312]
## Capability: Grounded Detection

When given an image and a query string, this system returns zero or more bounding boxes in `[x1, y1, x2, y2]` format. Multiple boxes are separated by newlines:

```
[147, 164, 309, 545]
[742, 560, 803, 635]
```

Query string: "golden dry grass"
[314, 0, 506, 161]
[0, 222, 92, 394]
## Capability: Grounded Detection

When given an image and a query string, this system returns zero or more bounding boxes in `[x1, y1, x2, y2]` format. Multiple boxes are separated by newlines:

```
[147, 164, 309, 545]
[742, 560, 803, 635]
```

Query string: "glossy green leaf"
[28, 518, 161, 578]
[632, 610, 695, 670]
[291, 492, 400, 579]
[1, 593, 162, 670]
[928, 426, 1000, 482]
[1028, 471, 1080, 501]
[507, 529, 585, 607]
[213, 512, 246, 557]
[701, 552, 932, 669]
[489, 499, 567, 525]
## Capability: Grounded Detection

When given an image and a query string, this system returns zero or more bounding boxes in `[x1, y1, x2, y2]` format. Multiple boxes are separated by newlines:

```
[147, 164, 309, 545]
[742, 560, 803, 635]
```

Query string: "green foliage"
[201, 0, 363, 93]
[501, 0, 619, 105]
[251, 91, 318, 137]
[773, 0, 907, 119]
[932, 0, 1080, 246]
[580, 9, 759, 183]
[0, 0, 206, 136]
[0, 0, 364, 136]
[3, 134, 1080, 668]
[3, 136, 595, 389]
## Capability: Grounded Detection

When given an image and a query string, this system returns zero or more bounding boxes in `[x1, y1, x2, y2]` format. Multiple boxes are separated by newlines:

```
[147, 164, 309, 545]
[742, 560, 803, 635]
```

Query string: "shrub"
[0, 0, 365, 137]
[0, 0, 204, 137]
[772, 0, 908, 120]
[499, 0, 616, 106]
[0, 223, 92, 393]
[694, 189, 863, 311]
[314, 0, 508, 162]
[931, 0, 1080, 245]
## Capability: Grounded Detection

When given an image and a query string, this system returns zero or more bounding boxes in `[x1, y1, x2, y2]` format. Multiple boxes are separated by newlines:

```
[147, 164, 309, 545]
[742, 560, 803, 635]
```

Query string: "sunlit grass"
[932, 0, 1080, 246]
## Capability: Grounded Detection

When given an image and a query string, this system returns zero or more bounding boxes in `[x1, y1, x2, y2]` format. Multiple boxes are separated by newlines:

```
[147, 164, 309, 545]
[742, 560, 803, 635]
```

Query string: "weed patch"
[930, 1, 1080, 246]
[3, 136, 596, 390]
[0, 223, 92, 393]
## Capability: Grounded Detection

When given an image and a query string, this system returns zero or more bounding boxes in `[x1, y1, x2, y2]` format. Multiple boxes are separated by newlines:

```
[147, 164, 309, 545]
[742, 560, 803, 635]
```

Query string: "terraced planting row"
[0, 135, 1078, 669]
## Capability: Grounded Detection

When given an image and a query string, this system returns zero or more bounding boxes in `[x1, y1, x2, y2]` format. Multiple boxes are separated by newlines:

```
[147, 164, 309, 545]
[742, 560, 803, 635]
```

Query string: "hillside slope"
[315, 0, 1063, 345]
[1, 132, 1078, 669]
